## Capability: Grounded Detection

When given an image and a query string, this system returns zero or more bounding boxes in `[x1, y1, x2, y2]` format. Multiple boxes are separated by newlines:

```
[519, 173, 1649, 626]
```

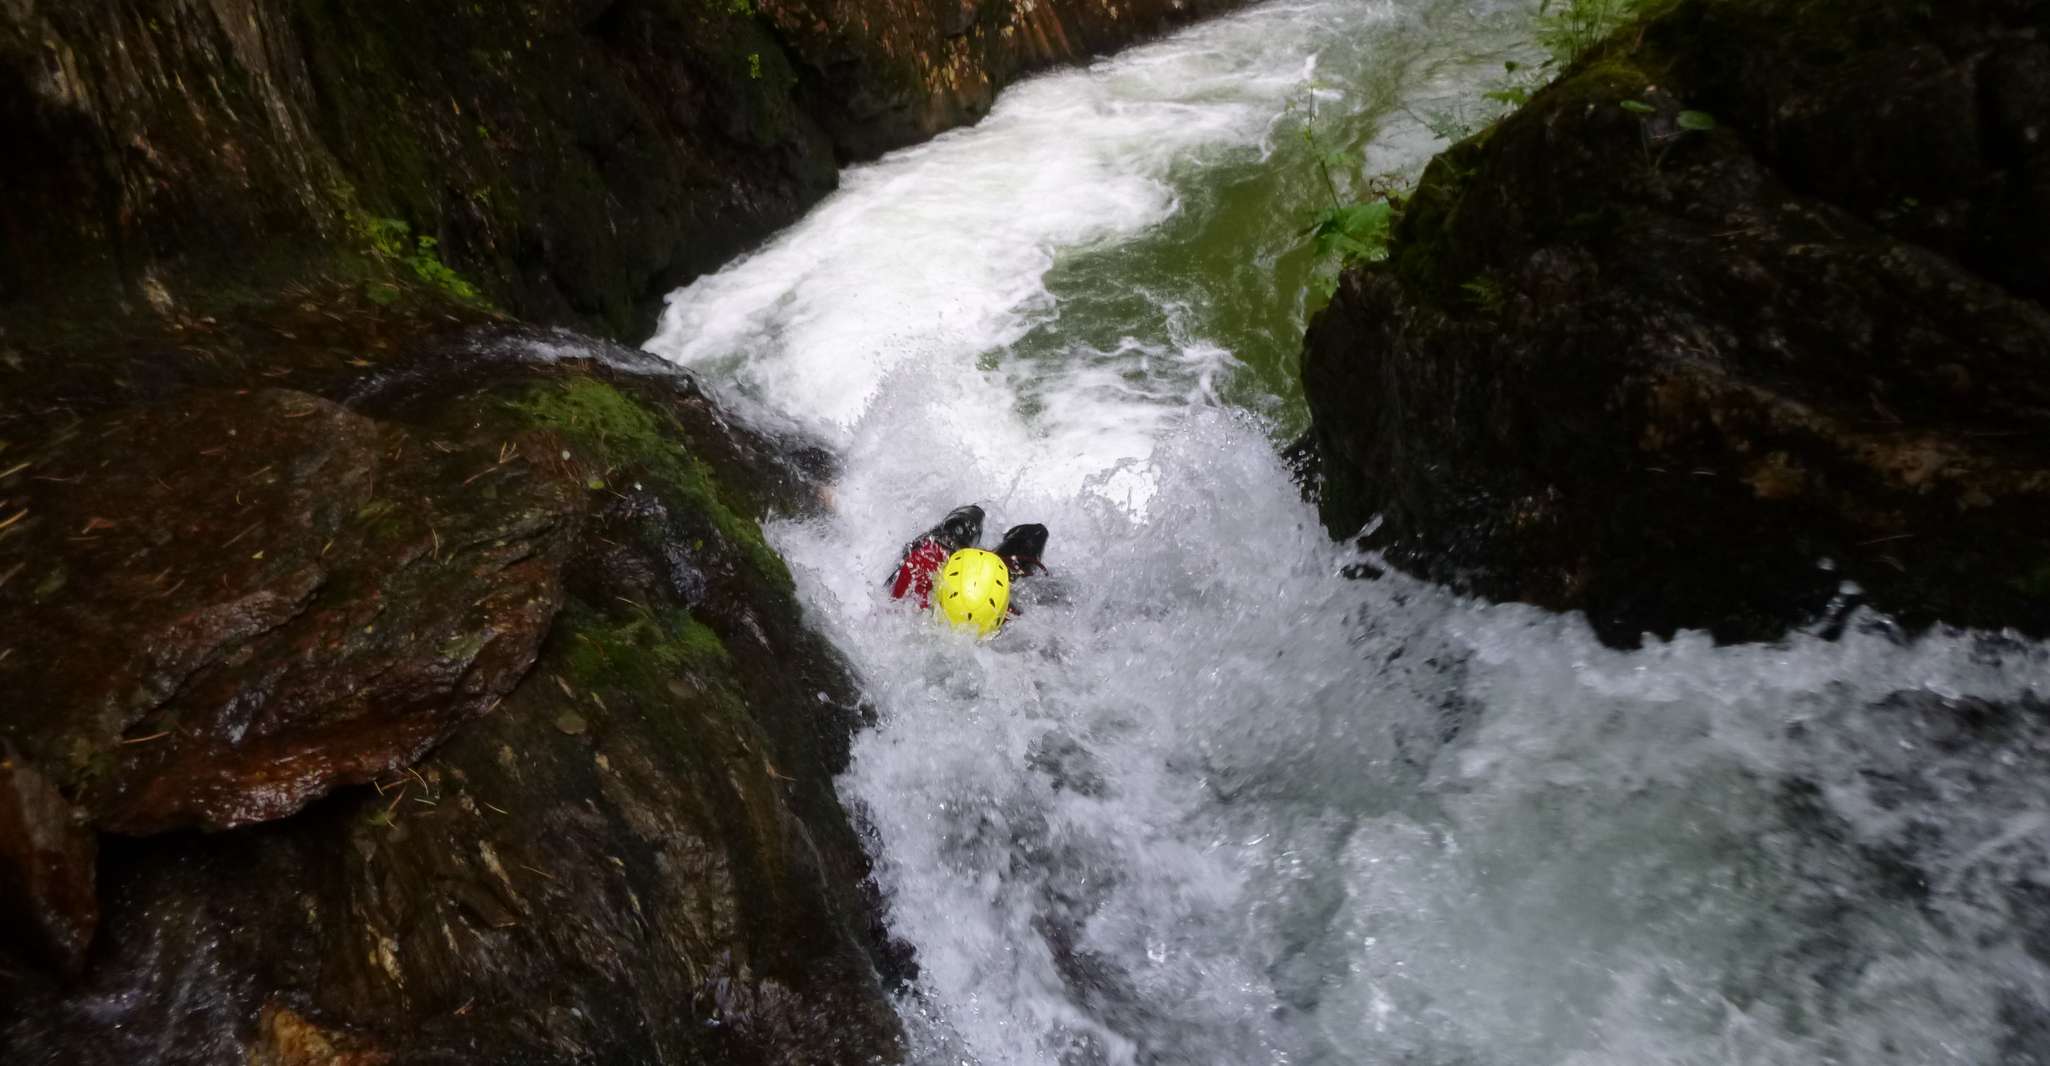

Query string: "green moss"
[563, 604, 731, 691]
[512, 379, 792, 590]
[673, 615, 730, 666]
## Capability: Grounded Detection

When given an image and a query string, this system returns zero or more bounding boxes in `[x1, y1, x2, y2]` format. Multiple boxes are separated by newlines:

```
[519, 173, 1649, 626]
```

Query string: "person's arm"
[888, 543, 920, 597]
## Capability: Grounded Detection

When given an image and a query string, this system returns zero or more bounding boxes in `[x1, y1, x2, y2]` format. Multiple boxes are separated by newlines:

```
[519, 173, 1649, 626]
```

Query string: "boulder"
[0, 317, 901, 1064]
[1300, 0, 2050, 645]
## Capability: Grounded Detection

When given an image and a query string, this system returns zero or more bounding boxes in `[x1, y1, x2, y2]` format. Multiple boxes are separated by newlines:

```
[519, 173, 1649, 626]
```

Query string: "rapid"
[645, 1, 2050, 1062]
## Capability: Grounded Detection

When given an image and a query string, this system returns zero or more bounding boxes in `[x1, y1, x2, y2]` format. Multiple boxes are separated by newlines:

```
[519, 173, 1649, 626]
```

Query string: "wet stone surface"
[1, 388, 579, 836]
[1301, 0, 2050, 646]
[0, 319, 902, 1065]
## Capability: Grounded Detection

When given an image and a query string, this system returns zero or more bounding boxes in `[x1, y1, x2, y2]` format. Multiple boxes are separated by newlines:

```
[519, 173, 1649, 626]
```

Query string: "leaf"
[1483, 88, 1531, 107]
[1318, 233, 1379, 260]
[1619, 100, 1655, 114]
[1310, 199, 1394, 264]
[1330, 200, 1393, 236]
[1676, 110, 1717, 131]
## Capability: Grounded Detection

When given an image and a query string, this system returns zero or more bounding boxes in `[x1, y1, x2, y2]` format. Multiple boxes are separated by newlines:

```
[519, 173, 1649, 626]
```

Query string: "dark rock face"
[5, 389, 579, 836]
[0, 0, 1241, 342]
[766, 0, 1243, 160]
[1301, 0, 2050, 646]
[0, 749, 96, 978]
[0, 317, 902, 1064]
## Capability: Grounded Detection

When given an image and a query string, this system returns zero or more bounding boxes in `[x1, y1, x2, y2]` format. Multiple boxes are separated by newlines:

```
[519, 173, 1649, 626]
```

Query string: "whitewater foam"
[647, 1, 2050, 1062]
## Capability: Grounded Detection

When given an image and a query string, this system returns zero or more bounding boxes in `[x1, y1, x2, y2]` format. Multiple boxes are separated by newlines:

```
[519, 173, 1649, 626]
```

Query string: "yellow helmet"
[934, 548, 1011, 637]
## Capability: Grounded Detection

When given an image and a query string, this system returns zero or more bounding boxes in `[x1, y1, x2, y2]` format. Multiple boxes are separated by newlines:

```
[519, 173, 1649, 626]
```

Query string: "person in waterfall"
[887, 504, 987, 608]
[888, 506, 1053, 634]
[992, 520, 1053, 590]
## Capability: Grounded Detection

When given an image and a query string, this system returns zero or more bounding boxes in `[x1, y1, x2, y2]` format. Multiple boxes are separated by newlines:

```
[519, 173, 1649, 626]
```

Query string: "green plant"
[1535, 0, 1652, 68]
[1287, 92, 1400, 298]
[1618, 101, 1718, 171]
[1309, 201, 1395, 264]
[357, 215, 485, 303]
[1462, 275, 1506, 313]
[747, 53, 762, 79]
[363, 215, 412, 258]
[405, 236, 482, 301]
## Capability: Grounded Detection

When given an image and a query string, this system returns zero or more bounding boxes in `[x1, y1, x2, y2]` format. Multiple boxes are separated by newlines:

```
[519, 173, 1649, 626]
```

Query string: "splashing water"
[646, 1, 2050, 1063]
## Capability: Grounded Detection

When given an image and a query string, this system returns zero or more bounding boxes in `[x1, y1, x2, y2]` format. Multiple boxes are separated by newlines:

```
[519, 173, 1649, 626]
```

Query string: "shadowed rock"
[1301, 0, 2050, 646]
[0, 746, 96, 977]
[0, 0, 1245, 344]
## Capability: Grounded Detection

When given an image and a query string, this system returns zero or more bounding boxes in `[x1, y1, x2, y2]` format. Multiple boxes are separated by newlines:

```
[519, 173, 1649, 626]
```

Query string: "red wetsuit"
[889, 539, 952, 608]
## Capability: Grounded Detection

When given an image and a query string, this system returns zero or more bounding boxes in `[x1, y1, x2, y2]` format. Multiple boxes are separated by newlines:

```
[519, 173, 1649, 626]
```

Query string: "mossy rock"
[2, 316, 899, 1063]
[1302, 0, 2050, 645]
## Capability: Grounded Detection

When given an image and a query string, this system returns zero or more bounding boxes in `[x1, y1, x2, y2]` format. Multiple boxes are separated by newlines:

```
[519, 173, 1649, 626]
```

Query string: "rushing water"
[646, 1, 2050, 1062]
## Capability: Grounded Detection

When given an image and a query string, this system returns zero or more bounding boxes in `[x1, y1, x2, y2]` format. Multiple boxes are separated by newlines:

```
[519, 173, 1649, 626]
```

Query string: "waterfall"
[646, 1, 2050, 1062]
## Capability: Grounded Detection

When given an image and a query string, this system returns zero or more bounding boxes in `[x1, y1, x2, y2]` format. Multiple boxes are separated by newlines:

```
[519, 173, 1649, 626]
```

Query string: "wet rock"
[0, 746, 96, 976]
[0, 319, 903, 1063]
[0, 0, 1245, 345]
[1301, 0, 2050, 645]
[765, 0, 1248, 161]
[0, 388, 579, 834]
